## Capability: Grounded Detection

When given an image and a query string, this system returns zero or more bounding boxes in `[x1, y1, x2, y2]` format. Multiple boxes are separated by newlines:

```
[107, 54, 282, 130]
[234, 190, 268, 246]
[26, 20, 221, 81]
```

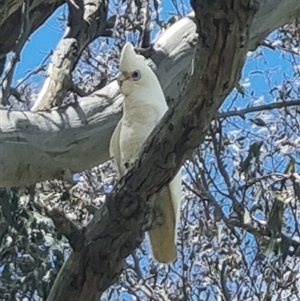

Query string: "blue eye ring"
[131, 70, 141, 81]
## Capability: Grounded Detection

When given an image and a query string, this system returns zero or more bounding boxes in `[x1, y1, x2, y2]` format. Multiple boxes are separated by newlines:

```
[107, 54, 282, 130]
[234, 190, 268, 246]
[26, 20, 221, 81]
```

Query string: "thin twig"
[261, 39, 300, 56]
[216, 99, 300, 119]
[15, 51, 52, 89]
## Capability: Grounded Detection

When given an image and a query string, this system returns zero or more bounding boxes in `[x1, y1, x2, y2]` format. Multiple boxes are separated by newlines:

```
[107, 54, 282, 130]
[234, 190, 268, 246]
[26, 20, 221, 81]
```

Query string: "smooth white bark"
[1, 0, 299, 187]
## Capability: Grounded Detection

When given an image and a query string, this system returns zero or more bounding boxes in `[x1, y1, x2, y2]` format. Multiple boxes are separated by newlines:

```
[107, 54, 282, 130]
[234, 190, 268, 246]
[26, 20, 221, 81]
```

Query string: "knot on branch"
[108, 185, 148, 222]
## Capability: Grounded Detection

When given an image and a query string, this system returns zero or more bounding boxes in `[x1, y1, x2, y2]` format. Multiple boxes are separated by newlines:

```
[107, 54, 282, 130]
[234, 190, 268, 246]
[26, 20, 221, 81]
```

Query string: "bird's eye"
[131, 70, 141, 81]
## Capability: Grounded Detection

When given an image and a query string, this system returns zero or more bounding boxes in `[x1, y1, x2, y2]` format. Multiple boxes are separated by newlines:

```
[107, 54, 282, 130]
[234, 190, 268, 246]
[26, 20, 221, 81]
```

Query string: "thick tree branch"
[0, 0, 299, 188]
[47, 0, 259, 300]
[0, 15, 196, 187]
[0, 81, 122, 187]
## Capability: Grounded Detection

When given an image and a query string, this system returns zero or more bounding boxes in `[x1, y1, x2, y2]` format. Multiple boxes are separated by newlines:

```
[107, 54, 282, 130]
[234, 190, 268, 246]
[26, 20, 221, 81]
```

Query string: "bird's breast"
[118, 88, 168, 173]
[119, 120, 155, 172]
[119, 104, 165, 173]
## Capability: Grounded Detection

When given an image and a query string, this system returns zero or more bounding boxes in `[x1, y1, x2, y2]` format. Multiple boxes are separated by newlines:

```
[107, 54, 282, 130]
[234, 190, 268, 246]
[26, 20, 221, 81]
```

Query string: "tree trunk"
[45, 0, 290, 300]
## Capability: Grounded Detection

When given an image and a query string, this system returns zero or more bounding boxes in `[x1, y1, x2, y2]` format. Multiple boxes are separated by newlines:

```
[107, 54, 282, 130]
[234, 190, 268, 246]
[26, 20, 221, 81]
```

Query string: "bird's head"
[117, 42, 158, 96]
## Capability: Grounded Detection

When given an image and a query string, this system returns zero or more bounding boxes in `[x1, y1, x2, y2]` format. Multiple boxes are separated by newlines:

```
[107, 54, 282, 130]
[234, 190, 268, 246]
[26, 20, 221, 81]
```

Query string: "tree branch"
[216, 99, 300, 119]
[1, 0, 299, 188]
[1, 0, 31, 105]
[46, 208, 83, 251]
[30, 0, 108, 111]
[0, 0, 65, 57]
[0, 0, 298, 299]
[47, 0, 259, 299]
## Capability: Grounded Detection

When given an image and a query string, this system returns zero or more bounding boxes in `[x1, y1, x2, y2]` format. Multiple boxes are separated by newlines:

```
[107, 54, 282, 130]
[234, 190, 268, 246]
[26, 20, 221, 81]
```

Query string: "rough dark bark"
[47, 1, 259, 300]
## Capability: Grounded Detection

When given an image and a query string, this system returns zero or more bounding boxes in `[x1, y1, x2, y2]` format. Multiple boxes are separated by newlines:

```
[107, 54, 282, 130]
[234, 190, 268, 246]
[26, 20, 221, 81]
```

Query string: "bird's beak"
[117, 71, 131, 86]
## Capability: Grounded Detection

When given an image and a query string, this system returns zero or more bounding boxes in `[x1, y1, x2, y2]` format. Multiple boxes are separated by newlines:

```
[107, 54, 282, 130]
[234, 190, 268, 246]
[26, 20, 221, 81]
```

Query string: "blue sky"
[14, 5, 66, 85]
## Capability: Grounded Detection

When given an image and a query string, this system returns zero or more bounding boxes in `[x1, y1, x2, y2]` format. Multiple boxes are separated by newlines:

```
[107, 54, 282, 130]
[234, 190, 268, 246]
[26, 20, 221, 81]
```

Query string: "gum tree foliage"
[0, 0, 300, 300]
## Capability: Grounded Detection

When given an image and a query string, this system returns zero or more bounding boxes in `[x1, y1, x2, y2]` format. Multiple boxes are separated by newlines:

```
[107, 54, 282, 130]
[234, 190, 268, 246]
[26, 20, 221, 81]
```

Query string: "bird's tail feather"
[148, 173, 181, 263]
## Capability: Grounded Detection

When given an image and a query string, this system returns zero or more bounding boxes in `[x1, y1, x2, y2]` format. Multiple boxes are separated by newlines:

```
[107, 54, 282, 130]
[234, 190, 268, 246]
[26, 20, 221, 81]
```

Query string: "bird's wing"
[148, 170, 182, 263]
[109, 120, 122, 176]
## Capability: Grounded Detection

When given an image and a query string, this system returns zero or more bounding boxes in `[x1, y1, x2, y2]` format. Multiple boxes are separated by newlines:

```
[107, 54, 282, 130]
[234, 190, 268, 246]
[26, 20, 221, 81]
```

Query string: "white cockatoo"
[109, 42, 181, 263]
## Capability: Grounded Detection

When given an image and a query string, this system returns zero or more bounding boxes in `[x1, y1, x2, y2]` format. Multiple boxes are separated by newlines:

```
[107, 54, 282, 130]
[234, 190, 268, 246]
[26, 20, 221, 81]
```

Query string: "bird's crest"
[119, 43, 145, 74]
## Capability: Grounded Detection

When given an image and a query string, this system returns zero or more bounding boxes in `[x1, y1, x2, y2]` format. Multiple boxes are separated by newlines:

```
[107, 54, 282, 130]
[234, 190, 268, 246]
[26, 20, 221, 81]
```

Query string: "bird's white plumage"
[109, 42, 181, 263]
